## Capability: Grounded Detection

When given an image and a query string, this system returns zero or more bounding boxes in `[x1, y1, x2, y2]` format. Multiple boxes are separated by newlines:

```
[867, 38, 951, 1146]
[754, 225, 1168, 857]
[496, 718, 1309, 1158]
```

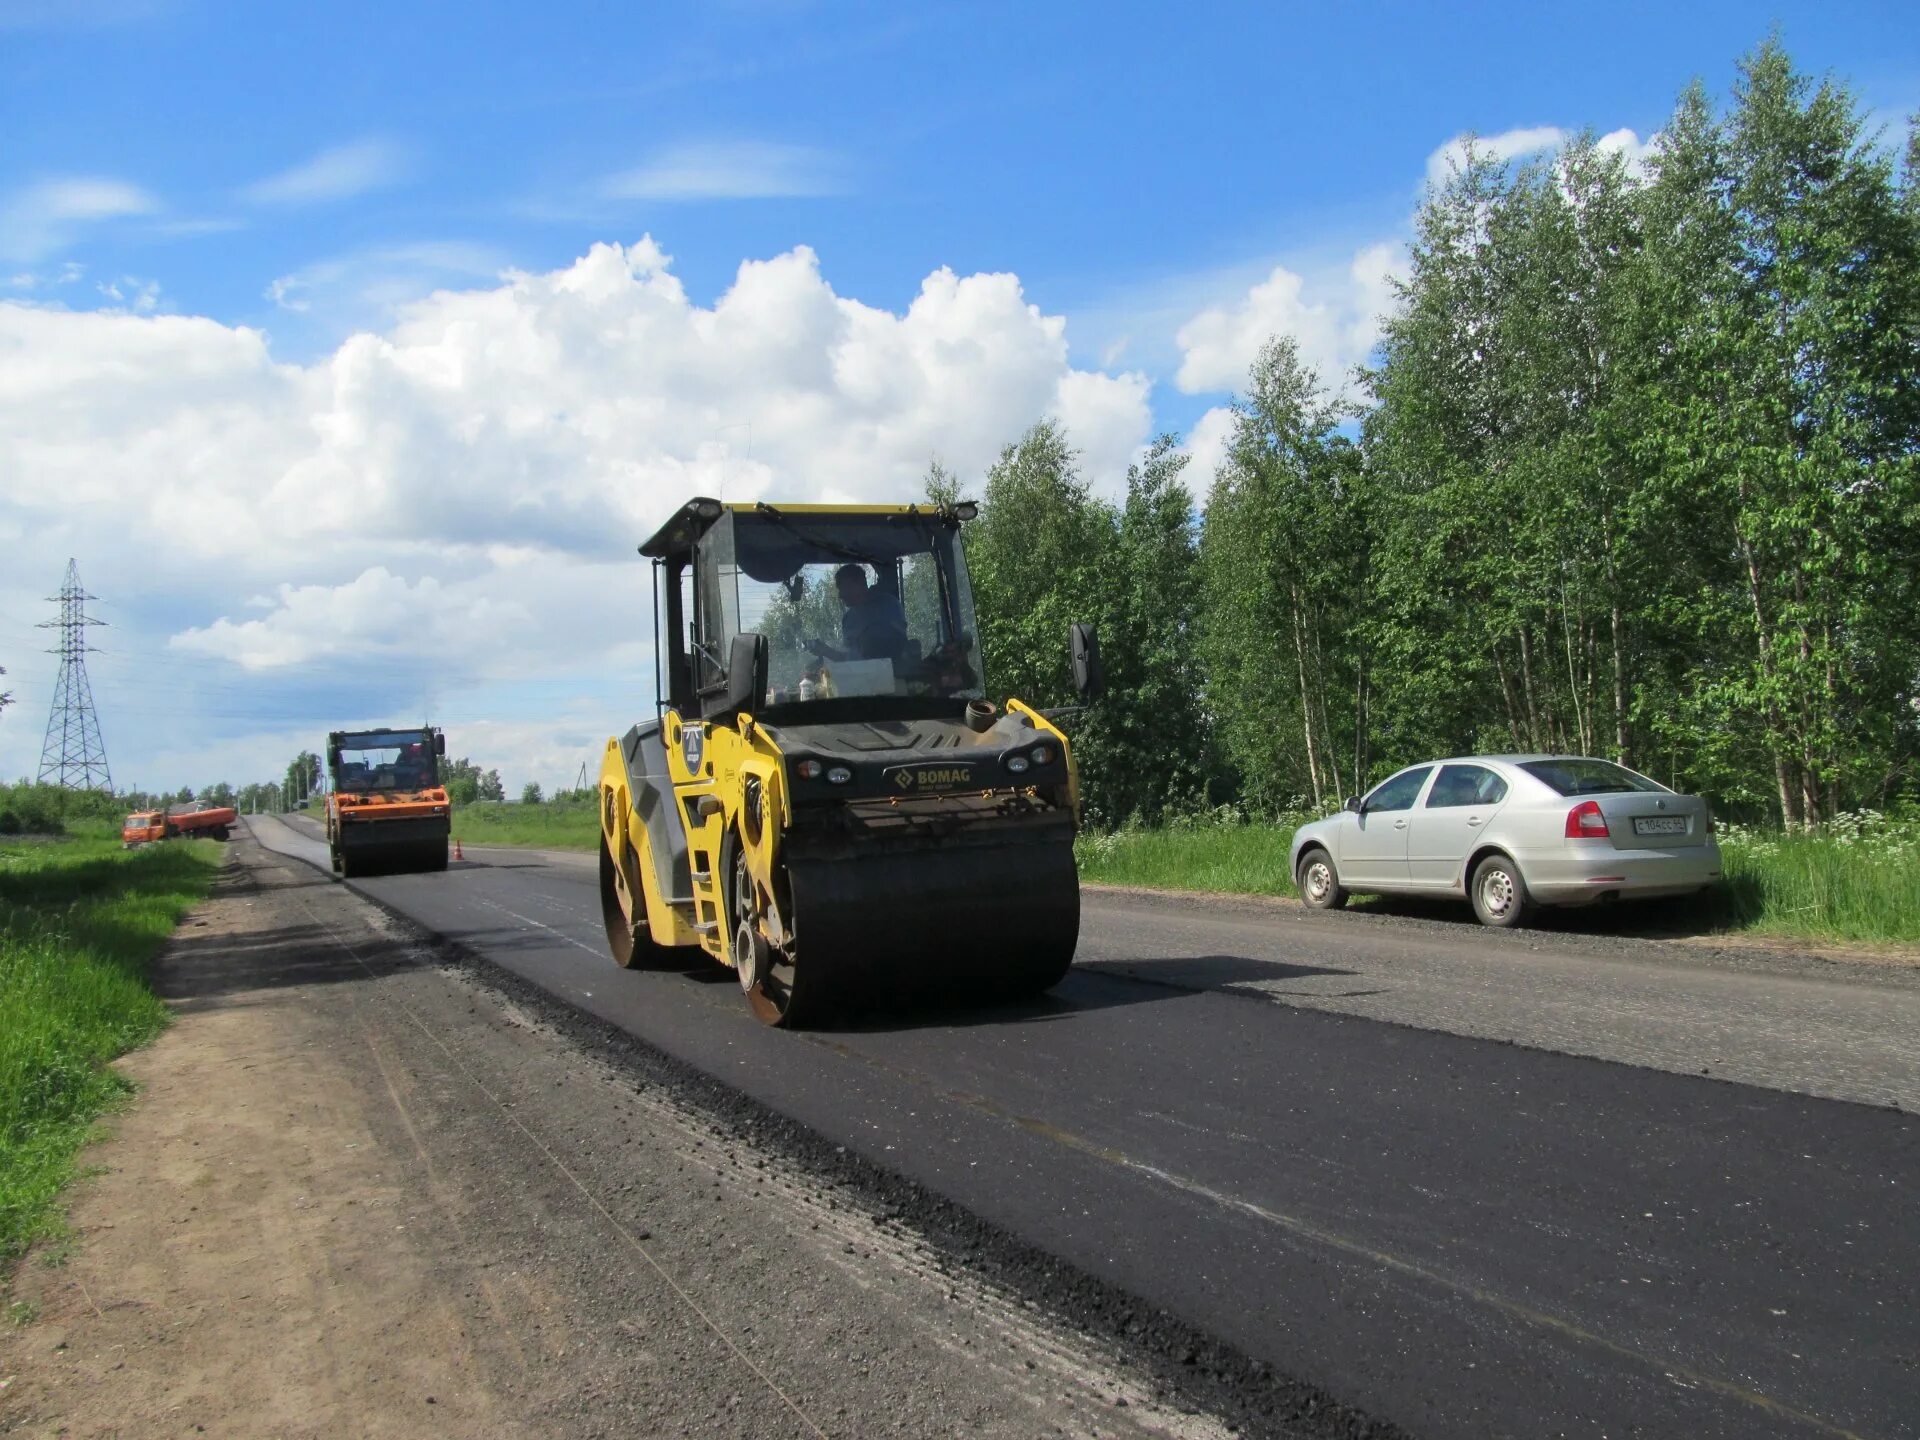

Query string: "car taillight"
[1566, 800, 1610, 838]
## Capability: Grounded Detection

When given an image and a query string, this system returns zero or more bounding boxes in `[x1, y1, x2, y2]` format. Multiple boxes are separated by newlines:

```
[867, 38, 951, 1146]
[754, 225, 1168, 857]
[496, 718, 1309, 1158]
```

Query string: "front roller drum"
[747, 834, 1080, 1025]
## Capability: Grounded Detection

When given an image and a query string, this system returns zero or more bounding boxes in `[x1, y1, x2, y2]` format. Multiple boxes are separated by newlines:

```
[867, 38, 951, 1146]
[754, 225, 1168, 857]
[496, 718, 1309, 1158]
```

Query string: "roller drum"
[783, 828, 1079, 1008]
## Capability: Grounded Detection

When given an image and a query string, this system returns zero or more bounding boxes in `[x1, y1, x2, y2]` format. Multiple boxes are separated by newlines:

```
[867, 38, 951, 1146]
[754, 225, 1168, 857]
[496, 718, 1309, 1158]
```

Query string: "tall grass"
[451, 799, 599, 851]
[1076, 810, 1920, 946]
[0, 824, 217, 1266]
[1076, 823, 1308, 898]
[1712, 815, 1920, 944]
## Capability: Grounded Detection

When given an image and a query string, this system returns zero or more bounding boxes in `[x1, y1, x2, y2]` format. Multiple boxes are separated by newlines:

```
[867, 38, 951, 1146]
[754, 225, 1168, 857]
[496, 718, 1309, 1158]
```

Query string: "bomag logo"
[893, 766, 974, 790]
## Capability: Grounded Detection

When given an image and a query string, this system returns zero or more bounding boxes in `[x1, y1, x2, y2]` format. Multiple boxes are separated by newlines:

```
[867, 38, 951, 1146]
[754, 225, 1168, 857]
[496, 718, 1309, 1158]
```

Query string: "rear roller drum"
[600, 839, 677, 970]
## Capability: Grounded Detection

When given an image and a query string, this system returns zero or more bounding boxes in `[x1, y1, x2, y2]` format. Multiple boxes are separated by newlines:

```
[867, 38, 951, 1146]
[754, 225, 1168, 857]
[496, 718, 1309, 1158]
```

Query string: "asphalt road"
[254, 815, 1919, 1440]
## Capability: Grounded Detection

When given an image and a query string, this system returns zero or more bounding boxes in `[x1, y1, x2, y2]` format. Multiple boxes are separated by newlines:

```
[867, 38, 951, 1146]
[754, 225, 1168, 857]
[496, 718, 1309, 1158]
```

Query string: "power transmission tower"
[36, 559, 114, 792]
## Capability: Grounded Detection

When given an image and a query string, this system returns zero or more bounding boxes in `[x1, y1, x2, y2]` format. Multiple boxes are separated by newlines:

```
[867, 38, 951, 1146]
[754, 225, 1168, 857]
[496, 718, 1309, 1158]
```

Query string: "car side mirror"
[327, 746, 341, 770]
[434, 733, 446, 755]
[1070, 623, 1103, 702]
[1344, 795, 1363, 814]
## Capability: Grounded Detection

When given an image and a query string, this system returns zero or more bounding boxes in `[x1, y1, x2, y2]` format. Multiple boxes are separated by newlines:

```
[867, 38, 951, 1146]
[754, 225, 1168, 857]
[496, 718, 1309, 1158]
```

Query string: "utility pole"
[36, 559, 113, 792]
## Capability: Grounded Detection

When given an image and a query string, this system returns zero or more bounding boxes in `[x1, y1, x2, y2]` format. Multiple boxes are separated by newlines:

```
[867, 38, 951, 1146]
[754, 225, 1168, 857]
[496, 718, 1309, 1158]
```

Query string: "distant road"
[255, 813, 1920, 1439]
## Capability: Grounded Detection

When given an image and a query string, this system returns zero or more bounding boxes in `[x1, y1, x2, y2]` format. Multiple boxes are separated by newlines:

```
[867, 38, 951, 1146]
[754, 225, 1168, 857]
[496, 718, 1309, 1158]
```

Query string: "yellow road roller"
[598, 497, 1101, 1026]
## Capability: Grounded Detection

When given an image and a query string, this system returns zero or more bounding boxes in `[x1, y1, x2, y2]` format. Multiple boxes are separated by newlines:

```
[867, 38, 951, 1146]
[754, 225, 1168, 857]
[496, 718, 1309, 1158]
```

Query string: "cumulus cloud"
[1174, 241, 1404, 397]
[0, 237, 1146, 787]
[1179, 405, 1239, 492]
[244, 138, 411, 206]
[1169, 115, 1647, 406]
[0, 176, 157, 261]
[169, 567, 536, 670]
[1425, 124, 1568, 188]
[602, 141, 847, 200]
[1594, 126, 1659, 176]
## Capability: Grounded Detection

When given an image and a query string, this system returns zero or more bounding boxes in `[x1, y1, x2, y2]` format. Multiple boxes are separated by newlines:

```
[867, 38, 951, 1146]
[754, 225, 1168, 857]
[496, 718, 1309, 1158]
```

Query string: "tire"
[1296, 847, 1349, 910]
[1470, 853, 1533, 928]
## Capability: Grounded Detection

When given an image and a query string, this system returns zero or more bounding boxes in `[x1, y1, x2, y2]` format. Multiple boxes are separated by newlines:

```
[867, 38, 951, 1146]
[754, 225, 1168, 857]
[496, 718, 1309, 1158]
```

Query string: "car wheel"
[1296, 847, 1348, 910]
[1470, 854, 1533, 928]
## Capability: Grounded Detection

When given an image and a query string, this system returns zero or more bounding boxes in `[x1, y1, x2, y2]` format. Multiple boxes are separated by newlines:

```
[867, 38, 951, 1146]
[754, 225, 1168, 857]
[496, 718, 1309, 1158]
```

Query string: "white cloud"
[1594, 126, 1659, 177]
[1168, 115, 1649, 406]
[603, 141, 846, 201]
[170, 567, 535, 670]
[266, 241, 509, 316]
[151, 216, 247, 239]
[0, 177, 157, 261]
[1179, 405, 1239, 492]
[94, 274, 162, 312]
[0, 236, 1146, 788]
[1425, 124, 1567, 188]
[244, 139, 411, 207]
[1173, 241, 1403, 397]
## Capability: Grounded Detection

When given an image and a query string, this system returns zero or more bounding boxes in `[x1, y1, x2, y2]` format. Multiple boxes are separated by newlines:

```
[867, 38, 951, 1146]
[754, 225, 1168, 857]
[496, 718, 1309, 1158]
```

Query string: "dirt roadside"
[0, 838, 1243, 1440]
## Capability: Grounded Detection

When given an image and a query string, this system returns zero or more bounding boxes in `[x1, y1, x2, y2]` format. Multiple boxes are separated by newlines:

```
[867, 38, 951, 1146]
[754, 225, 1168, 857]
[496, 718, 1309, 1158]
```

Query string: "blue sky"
[14, 2, 1915, 353]
[2, 0, 1915, 794]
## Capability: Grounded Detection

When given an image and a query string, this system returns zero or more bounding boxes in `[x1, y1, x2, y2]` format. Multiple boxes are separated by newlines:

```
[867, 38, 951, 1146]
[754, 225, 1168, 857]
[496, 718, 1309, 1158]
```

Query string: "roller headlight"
[826, 766, 853, 785]
[1005, 754, 1031, 774]
[795, 759, 822, 780]
[1030, 744, 1055, 765]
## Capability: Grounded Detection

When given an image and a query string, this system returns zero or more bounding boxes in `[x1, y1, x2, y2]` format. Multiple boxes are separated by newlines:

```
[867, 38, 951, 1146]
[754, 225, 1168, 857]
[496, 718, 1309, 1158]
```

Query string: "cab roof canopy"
[637, 496, 972, 559]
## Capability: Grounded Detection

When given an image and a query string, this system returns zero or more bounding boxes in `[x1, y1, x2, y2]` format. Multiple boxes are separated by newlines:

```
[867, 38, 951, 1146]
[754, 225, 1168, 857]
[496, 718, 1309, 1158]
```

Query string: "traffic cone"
[453, 838, 464, 862]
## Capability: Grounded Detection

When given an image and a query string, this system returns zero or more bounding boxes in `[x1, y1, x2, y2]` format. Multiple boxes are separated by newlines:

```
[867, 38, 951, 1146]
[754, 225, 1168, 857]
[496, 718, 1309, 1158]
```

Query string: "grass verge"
[466, 798, 1920, 947]
[1077, 819, 1920, 947]
[0, 823, 218, 1268]
[450, 801, 598, 851]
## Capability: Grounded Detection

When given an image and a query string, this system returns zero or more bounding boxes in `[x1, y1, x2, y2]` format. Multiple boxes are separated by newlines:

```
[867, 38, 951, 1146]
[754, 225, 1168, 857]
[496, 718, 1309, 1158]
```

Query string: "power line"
[36, 559, 113, 792]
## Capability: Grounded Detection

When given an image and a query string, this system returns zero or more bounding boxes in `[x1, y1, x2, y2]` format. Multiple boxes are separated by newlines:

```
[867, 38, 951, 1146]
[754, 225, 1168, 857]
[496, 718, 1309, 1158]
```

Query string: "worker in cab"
[806, 563, 908, 664]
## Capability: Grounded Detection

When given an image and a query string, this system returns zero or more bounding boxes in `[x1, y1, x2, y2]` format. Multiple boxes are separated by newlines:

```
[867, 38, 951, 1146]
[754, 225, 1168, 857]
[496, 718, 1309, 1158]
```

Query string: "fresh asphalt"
[252, 815, 1918, 1440]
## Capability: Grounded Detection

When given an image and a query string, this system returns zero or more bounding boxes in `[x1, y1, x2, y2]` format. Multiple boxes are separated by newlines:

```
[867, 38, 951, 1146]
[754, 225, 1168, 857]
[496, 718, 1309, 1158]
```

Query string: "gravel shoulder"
[1082, 883, 1920, 976]
[0, 835, 1271, 1440]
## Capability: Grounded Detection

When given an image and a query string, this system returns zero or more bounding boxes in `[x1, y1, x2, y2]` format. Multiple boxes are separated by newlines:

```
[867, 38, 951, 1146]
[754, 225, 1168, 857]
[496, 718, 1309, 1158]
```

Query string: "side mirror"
[327, 746, 341, 770]
[1070, 623, 1103, 702]
[434, 733, 446, 755]
[1344, 795, 1363, 814]
[712, 632, 769, 720]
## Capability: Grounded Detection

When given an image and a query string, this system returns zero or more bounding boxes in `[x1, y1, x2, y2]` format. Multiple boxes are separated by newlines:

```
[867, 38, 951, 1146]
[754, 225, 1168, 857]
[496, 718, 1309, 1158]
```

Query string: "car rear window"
[1519, 759, 1666, 796]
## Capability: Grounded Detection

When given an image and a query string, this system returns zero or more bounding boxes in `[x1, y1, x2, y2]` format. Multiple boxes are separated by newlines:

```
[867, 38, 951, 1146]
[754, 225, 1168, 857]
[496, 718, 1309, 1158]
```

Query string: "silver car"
[1288, 756, 1723, 928]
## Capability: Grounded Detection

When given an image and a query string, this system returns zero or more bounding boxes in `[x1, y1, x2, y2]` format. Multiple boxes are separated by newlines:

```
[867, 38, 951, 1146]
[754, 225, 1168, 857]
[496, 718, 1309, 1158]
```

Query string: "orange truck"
[325, 726, 451, 877]
[122, 805, 238, 846]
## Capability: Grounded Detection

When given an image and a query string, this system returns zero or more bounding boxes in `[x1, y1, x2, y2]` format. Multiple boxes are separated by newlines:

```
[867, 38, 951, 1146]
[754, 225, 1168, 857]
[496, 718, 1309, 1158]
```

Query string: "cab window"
[1364, 767, 1432, 813]
[1425, 764, 1509, 808]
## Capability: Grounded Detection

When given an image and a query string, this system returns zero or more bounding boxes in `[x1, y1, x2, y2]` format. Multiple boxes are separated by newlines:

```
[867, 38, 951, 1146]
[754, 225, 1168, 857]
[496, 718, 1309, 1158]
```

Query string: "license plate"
[1633, 816, 1687, 836]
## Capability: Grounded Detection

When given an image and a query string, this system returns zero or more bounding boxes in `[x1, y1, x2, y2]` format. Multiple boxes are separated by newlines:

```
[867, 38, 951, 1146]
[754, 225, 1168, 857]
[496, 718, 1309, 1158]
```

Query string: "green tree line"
[963, 42, 1920, 829]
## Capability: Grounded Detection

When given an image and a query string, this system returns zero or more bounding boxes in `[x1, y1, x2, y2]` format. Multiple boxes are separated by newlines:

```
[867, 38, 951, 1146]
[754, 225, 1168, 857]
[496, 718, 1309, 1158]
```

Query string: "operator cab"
[329, 728, 444, 792]
[642, 499, 988, 725]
